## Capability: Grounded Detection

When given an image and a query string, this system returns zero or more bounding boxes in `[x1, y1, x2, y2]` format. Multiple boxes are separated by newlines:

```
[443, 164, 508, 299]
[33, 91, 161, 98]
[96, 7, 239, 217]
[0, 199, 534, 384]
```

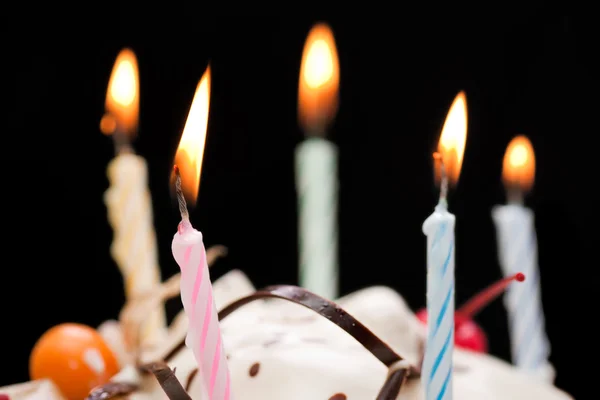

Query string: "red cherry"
[0, 394, 9, 400]
[416, 308, 488, 352]
[416, 272, 525, 353]
[454, 312, 488, 352]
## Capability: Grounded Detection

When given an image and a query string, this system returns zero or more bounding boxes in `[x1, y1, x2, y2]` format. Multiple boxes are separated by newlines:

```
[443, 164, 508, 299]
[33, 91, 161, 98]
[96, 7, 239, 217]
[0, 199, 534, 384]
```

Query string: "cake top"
[90, 269, 572, 400]
[0, 268, 573, 400]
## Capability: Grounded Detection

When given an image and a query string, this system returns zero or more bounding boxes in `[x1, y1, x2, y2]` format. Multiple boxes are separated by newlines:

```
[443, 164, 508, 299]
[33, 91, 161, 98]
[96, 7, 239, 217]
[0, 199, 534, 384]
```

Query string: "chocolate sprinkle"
[85, 382, 138, 400]
[263, 338, 279, 347]
[139, 361, 191, 400]
[249, 362, 260, 377]
[302, 337, 326, 343]
[185, 368, 198, 391]
[329, 394, 347, 400]
[455, 364, 470, 373]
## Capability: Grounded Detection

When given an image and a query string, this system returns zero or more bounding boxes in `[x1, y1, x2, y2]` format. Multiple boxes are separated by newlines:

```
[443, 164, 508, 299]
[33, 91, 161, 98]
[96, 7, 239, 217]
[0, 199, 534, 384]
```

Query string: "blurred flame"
[298, 23, 340, 134]
[502, 135, 535, 193]
[174, 66, 211, 205]
[436, 91, 468, 185]
[102, 48, 139, 136]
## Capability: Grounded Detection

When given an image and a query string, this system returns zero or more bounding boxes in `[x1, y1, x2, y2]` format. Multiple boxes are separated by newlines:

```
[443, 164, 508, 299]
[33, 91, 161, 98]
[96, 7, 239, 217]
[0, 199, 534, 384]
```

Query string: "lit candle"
[296, 23, 340, 299]
[170, 66, 233, 400]
[422, 91, 468, 400]
[492, 135, 552, 380]
[101, 48, 166, 347]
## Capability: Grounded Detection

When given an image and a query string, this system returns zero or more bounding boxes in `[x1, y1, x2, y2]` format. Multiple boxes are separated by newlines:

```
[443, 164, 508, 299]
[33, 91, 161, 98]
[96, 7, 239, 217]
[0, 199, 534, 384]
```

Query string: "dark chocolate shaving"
[220, 285, 420, 376]
[185, 368, 198, 391]
[119, 284, 421, 400]
[139, 362, 192, 400]
[164, 338, 185, 363]
[85, 382, 138, 400]
[376, 368, 410, 400]
[218, 285, 420, 400]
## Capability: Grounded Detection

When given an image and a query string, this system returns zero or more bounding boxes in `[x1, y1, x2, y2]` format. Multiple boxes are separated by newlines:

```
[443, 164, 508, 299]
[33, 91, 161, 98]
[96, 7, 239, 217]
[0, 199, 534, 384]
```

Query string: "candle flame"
[298, 23, 340, 134]
[174, 65, 211, 205]
[102, 48, 139, 137]
[502, 135, 535, 193]
[436, 91, 468, 186]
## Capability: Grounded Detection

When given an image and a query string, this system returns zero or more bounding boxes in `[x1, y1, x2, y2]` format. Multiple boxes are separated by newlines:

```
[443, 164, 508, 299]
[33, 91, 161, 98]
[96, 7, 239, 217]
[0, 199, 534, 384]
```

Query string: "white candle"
[422, 91, 468, 400]
[101, 48, 165, 346]
[296, 23, 340, 299]
[492, 135, 552, 380]
[104, 152, 165, 344]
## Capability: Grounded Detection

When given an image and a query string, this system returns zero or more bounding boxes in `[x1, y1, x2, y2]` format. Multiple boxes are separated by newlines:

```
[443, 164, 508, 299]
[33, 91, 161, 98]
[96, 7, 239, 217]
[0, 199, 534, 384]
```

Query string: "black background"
[4, 10, 592, 398]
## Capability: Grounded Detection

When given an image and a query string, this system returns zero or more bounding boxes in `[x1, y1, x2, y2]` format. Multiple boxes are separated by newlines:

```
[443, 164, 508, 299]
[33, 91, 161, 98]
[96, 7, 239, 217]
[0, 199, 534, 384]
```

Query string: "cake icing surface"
[1, 269, 573, 399]
[99, 270, 571, 400]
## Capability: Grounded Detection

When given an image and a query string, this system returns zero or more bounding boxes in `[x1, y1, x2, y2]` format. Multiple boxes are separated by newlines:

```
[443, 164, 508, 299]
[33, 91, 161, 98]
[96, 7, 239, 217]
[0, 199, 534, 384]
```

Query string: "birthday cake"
[0, 253, 572, 400]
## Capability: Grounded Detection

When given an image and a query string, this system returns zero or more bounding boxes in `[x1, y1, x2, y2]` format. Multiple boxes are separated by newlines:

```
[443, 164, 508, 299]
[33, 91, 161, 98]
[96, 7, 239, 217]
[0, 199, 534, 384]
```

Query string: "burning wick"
[507, 186, 524, 206]
[433, 152, 448, 202]
[173, 165, 190, 228]
[458, 272, 526, 318]
[100, 113, 133, 154]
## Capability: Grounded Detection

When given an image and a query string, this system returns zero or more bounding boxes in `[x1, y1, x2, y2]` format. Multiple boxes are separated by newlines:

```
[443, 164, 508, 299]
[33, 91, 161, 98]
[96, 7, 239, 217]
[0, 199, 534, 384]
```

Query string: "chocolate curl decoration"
[91, 284, 418, 400]
[379, 362, 411, 400]
[218, 285, 419, 400]
[86, 382, 138, 400]
[139, 362, 192, 400]
[159, 285, 418, 399]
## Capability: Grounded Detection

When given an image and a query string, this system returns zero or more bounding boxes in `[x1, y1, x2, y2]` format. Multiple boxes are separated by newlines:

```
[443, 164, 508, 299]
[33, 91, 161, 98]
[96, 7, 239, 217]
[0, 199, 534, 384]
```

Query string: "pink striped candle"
[170, 66, 232, 399]
[172, 166, 232, 400]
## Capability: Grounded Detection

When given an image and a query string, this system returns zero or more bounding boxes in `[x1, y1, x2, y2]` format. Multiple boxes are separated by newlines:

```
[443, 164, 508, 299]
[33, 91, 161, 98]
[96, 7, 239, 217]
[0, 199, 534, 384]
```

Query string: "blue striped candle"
[422, 91, 468, 400]
[423, 198, 455, 400]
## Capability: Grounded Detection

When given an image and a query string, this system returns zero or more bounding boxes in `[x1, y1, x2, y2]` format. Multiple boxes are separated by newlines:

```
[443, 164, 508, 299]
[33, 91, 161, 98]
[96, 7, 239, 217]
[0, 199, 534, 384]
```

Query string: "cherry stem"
[457, 273, 525, 318]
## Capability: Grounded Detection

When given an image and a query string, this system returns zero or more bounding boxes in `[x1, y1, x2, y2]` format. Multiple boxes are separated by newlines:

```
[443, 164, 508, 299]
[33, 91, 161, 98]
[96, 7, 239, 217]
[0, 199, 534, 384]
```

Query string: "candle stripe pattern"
[105, 154, 166, 345]
[295, 138, 338, 300]
[493, 205, 550, 372]
[173, 228, 232, 400]
[423, 205, 455, 400]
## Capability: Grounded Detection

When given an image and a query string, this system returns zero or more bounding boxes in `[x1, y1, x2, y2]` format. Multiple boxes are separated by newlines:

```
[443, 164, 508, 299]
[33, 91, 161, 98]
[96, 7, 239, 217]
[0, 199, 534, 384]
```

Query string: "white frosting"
[336, 285, 426, 366]
[175, 272, 573, 399]
[0, 379, 67, 400]
[1, 270, 572, 400]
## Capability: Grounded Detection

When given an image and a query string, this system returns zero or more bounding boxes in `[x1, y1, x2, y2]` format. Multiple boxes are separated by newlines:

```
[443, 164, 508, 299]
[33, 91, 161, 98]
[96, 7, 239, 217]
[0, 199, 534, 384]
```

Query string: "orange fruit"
[29, 323, 119, 399]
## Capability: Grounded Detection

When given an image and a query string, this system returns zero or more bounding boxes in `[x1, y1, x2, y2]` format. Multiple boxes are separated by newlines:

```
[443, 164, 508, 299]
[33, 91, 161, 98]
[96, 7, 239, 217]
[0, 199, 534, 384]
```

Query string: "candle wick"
[173, 165, 190, 222]
[114, 129, 133, 155]
[434, 152, 448, 203]
[507, 186, 524, 205]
